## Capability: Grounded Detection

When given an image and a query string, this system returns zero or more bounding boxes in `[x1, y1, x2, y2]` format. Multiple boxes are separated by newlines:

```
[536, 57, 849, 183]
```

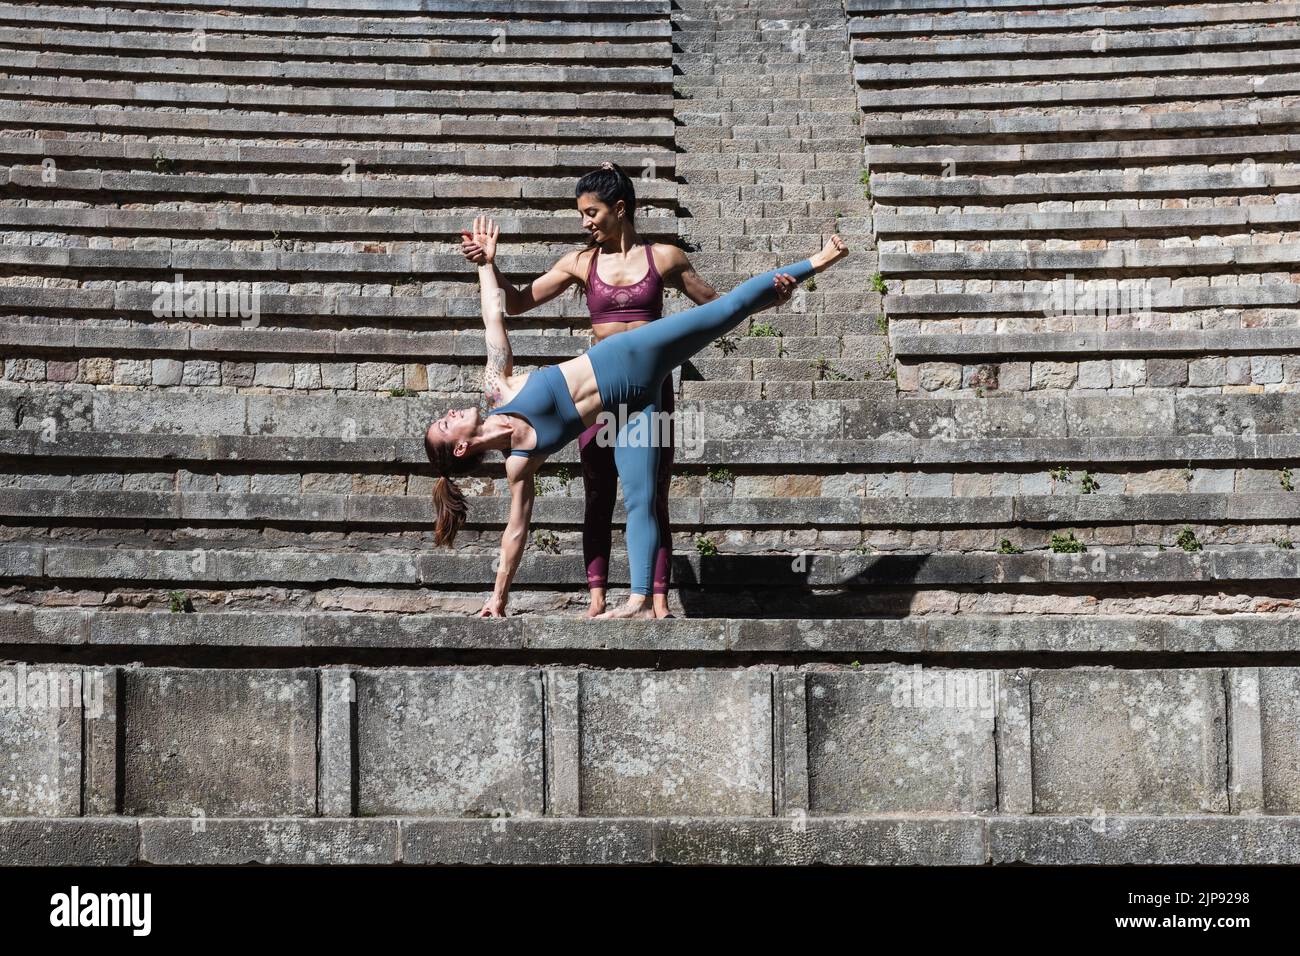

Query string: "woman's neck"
[599, 227, 642, 256]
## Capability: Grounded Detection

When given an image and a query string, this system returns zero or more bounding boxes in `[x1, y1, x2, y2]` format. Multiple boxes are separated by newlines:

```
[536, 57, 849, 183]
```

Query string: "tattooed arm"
[472, 217, 513, 409]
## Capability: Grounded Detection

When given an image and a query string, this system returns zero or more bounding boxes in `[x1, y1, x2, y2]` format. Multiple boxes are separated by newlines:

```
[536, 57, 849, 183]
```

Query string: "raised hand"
[475, 215, 500, 264]
[460, 230, 487, 264]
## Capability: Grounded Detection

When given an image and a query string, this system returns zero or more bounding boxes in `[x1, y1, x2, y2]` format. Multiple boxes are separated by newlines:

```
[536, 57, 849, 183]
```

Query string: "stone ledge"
[0, 137, 677, 174]
[6, 430, 1300, 468]
[893, 326, 1300, 358]
[2, 543, 1297, 590]
[3, 488, 1299, 530]
[889, 285, 1300, 316]
[13, 29, 669, 62]
[867, 134, 1300, 170]
[4, 816, 1299, 865]
[847, 4, 1300, 37]
[0, 5, 673, 37]
[3, 607, 1300, 653]
[871, 169, 1300, 201]
[0, 102, 675, 140]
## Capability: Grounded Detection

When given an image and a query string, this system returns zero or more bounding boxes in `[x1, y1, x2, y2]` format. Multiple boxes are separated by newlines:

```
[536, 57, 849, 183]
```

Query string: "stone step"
[847, 3, 1300, 38]
[0, 249, 861, 292]
[0, 26, 669, 63]
[856, 75, 1300, 111]
[0, 52, 671, 92]
[1, 139, 678, 177]
[5, 541, 1300, 591]
[3, 486, 1298, 534]
[0, 325, 882, 363]
[877, 206, 1300, 239]
[861, 107, 1300, 145]
[3, 815, 1298, 865]
[0, 103, 674, 144]
[680, 380, 893, 400]
[9, 426, 1293, 469]
[0, 3, 673, 40]
[893, 326, 1300, 363]
[4, 392, 1299, 467]
[7, 606, 1300, 654]
[853, 50, 1300, 91]
[866, 135, 1300, 172]
[0, 206, 684, 242]
[889, 284, 1300, 318]
[848, 0, 1226, 14]
[881, 243, 1300, 278]
[0, 77, 674, 115]
[0, 286, 869, 322]
[851, 24, 1300, 63]
[871, 169, 1300, 205]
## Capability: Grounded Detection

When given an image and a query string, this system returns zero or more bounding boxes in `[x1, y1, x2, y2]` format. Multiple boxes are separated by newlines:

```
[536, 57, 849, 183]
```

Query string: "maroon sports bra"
[586, 243, 664, 325]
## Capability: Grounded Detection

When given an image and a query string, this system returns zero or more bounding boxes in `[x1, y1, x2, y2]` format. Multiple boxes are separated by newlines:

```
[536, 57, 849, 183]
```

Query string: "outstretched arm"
[479, 457, 538, 617]
[471, 217, 513, 408]
[462, 228, 577, 316]
[661, 245, 795, 312]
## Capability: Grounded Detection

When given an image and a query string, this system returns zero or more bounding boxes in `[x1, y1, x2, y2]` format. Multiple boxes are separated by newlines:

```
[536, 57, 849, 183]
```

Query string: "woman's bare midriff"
[592, 319, 649, 341]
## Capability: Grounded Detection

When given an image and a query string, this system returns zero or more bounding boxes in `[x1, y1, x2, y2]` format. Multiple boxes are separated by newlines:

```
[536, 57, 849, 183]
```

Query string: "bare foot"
[594, 601, 656, 620]
[811, 234, 849, 272]
[584, 602, 606, 620]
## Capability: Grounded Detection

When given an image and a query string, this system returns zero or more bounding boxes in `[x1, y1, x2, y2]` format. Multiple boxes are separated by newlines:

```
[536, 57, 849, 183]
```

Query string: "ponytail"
[431, 475, 468, 547]
[424, 424, 485, 548]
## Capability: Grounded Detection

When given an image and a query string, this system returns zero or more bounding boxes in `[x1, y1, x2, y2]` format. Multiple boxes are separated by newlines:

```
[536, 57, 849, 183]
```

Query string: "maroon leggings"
[578, 376, 674, 595]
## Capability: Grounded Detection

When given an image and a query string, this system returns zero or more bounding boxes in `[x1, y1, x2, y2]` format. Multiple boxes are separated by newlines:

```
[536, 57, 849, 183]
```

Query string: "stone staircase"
[2, 0, 1300, 865]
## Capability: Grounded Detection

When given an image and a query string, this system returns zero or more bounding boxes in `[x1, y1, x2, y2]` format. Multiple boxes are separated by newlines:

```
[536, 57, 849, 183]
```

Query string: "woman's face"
[577, 192, 620, 243]
[427, 406, 481, 455]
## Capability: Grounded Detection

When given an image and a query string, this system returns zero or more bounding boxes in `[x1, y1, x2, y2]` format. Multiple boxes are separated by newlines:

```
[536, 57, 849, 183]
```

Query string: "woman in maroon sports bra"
[461, 162, 795, 618]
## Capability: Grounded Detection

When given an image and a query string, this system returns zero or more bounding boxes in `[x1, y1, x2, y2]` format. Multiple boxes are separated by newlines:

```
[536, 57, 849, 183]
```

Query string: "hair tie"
[600, 161, 615, 171]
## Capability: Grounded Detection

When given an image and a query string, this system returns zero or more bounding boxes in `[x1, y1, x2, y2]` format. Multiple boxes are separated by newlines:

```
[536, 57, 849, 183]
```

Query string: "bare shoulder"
[651, 242, 690, 275]
[558, 247, 595, 281]
[504, 450, 543, 483]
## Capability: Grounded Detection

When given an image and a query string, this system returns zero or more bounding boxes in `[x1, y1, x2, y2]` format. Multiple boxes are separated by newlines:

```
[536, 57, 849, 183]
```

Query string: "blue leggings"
[584, 257, 817, 594]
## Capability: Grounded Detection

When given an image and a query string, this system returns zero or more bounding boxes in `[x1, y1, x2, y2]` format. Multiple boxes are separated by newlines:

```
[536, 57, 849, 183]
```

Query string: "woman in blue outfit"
[426, 216, 849, 619]
[460, 162, 796, 620]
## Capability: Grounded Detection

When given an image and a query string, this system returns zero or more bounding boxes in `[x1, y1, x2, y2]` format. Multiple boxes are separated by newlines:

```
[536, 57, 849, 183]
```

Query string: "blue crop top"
[488, 365, 586, 458]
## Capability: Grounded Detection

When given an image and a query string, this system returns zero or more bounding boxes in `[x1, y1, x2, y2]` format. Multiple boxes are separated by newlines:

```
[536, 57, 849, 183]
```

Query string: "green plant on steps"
[870, 272, 887, 295]
[695, 535, 717, 556]
[1176, 527, 1201, 552]
[706, 466, 734, 484]
[997, 538, 1023, 554]
[1049, 531, 1085, 554]
[875, 312, 888, 335]
[748, 322, 779, 337]
[533, 529, 560, 554]
[715, 335, 738, 355]
[1080, 471, 1100, 495]
[1049, 465, 1071, 485]
[1274, 537, 1294, 550]
[1281, 467, 1295, 492]
[167, 590, 192, 613]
